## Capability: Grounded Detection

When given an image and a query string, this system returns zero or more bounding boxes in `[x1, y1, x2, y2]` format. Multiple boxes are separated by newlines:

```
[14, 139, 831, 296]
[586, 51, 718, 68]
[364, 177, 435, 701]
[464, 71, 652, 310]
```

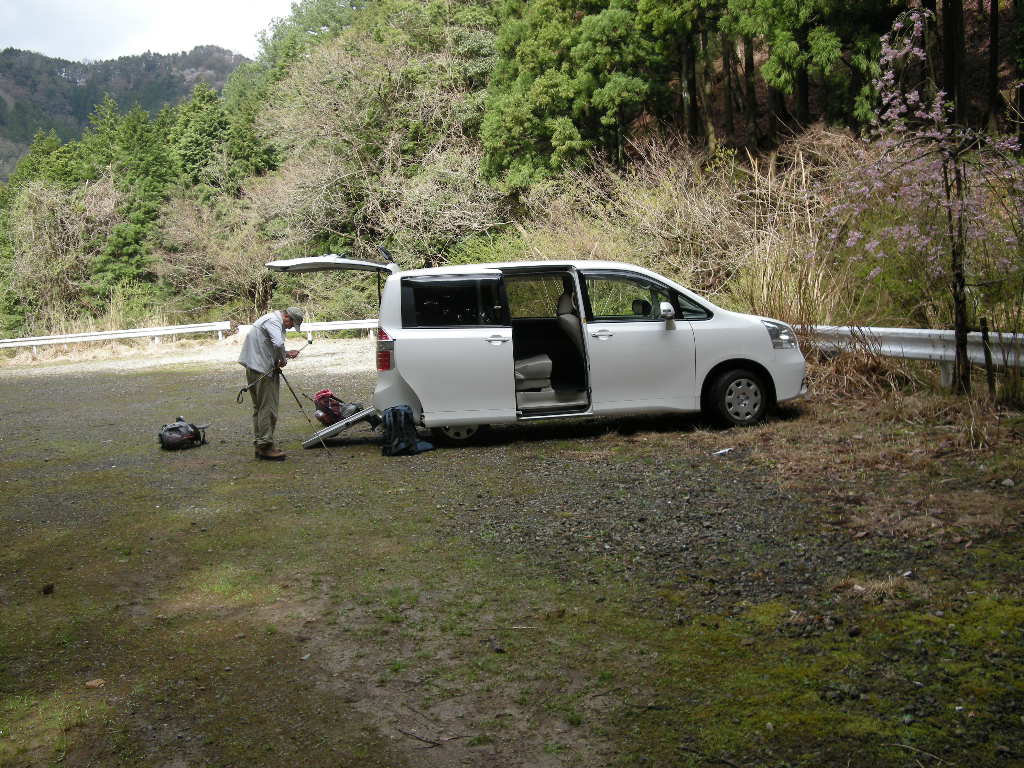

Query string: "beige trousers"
[246, 367, 280, 448]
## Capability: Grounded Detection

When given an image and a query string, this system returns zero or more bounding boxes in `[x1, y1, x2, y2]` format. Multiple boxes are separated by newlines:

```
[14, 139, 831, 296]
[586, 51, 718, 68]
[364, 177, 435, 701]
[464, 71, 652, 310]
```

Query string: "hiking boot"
[255, 445, 286, 461]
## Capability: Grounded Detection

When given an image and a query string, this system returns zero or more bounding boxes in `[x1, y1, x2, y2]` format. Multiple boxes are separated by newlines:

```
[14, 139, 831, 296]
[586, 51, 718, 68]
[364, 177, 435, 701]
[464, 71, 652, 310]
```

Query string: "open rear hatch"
[266, 253, 396, 448]
[266, 254, 398, 274]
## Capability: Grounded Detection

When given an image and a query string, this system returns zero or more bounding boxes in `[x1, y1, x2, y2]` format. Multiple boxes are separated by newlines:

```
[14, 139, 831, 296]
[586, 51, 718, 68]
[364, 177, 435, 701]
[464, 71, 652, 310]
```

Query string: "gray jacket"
[239, 311, 287, 374]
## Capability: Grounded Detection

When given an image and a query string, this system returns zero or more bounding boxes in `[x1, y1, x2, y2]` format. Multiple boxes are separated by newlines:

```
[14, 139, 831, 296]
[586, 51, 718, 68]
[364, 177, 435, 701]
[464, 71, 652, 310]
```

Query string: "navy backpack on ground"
[380, 405, 433, 456]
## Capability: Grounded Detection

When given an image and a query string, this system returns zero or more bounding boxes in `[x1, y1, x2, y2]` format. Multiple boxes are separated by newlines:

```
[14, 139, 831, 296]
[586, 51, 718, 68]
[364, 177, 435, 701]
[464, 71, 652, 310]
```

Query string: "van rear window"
[401, 276, 507, 327]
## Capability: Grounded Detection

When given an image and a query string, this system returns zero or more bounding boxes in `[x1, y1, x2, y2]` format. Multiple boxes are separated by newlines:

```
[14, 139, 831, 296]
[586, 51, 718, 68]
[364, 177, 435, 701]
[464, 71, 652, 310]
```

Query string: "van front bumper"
[774, 353, 807, 403]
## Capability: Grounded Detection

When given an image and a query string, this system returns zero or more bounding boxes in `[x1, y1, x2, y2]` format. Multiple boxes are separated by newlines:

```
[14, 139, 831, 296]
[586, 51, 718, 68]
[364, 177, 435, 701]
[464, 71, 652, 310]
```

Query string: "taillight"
[376, 327, 394, 371]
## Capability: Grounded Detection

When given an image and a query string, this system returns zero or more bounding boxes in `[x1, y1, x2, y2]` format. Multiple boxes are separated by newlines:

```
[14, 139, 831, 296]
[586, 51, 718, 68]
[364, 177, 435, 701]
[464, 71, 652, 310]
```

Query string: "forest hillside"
[0, 0, 1020, 362]
[0, 46, 247, 180]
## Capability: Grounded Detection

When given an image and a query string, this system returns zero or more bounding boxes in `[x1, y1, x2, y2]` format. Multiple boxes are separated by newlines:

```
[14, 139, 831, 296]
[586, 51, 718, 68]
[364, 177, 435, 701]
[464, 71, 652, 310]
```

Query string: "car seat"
[557, 292, 585, 356]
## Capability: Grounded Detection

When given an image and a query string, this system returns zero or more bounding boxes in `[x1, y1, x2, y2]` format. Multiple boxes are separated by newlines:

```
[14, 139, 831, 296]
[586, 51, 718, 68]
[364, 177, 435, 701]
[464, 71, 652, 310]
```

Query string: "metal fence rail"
[808, 325, 1023, 368]
[0, 321, 231, 352]
[235, 319, 379, 342]
[294, 319, 378, 340]
[5, 318, 1022, 376]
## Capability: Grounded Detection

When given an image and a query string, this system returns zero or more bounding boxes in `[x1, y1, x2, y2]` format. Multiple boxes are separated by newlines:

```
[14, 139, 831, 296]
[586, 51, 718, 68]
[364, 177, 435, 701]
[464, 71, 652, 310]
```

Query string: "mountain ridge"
[0, 45, 248, 180]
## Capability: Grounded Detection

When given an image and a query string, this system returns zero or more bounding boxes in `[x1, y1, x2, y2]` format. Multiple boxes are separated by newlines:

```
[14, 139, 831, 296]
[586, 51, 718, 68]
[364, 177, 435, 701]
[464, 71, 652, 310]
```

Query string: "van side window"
[583, 273, 672, 321]
[504, 274, 566, 318]
[401, 276, 507, 327]
[674, 290, 712, 320]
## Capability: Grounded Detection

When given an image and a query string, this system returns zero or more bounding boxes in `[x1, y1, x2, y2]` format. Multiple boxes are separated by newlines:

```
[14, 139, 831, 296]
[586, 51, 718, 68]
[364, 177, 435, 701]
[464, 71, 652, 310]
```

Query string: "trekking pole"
[278, 369, 333, 453]
[236, 367, 276, 404]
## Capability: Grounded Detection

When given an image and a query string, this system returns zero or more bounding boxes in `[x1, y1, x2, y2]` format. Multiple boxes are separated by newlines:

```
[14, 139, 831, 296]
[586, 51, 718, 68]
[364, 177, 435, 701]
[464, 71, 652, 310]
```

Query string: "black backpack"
[158, 417, 209, 450]
[380, 405, 433, 456]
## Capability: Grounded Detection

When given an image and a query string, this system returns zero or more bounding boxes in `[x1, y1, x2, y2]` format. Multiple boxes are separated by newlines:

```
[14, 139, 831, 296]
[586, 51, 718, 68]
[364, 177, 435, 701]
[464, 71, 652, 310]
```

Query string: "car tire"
[706, 368, 770, 426]
[430, 424, 489, 445]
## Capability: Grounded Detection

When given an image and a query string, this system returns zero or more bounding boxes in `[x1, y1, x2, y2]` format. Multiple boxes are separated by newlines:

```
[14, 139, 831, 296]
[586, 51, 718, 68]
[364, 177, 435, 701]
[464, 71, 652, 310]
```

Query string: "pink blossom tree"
[831, 9, 1023, 395]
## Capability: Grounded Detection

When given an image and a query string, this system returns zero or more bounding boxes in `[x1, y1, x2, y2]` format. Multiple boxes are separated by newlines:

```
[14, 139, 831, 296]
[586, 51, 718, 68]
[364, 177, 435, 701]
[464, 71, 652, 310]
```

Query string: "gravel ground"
[0, 335, 942, 618]
[446, 421, 934, 622]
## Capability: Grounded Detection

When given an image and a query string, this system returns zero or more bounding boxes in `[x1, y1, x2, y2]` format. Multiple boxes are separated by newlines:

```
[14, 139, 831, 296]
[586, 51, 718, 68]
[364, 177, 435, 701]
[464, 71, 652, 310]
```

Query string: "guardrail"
[0, 321, 231, 353]
[294, 319, 378, 340]
[236, 319, 379, 342]
[807, 325, 1023, 386]
[5, 318, 1022, 378]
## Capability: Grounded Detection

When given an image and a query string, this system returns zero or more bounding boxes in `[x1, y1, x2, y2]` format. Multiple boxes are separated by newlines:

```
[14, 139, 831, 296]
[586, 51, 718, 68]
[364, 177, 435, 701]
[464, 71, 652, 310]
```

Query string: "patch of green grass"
[596, 582, 1024, 766]
[0, 694, 108, 765]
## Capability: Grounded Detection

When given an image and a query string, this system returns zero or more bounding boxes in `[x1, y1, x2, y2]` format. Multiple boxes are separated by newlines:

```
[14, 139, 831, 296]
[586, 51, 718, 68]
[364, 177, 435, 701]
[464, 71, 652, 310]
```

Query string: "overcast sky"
[0, 0, 297, 61]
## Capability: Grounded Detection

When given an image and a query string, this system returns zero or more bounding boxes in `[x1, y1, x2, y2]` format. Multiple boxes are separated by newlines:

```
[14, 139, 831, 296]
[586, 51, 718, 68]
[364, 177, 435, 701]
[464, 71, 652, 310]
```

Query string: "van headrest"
[557, 292, 576, 315]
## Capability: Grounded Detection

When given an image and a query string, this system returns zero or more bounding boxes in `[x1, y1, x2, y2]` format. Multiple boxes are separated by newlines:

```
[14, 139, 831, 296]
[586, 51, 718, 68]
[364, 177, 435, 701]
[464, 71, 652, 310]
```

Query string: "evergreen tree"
[169, 83, 229, 187]
[481, 0, 646, 189]
[222, 62, 278, 182]
[258, 0, 362, 76]
[723, 0, 901, 129]
[86, 103, 175, 298]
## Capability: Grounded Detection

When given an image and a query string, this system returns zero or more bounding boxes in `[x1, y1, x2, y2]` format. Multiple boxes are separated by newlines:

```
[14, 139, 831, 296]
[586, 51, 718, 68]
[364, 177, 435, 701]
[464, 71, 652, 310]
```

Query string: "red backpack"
[312, 389, 363, 426]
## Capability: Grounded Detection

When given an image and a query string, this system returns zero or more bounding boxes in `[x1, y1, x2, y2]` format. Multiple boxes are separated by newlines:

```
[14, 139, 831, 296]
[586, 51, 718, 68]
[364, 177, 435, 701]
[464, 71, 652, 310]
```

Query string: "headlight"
[762, 319, 798, 350]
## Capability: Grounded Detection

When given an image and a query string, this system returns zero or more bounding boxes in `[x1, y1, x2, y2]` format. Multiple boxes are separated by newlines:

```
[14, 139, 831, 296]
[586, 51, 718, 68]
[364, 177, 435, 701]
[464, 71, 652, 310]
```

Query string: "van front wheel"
[706, 369, 770, 426]
[431, 424, 488, 445]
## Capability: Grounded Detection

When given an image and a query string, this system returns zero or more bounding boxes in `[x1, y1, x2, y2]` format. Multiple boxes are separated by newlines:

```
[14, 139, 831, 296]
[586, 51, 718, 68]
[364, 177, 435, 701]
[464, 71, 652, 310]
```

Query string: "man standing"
[239, 307, 304, 460]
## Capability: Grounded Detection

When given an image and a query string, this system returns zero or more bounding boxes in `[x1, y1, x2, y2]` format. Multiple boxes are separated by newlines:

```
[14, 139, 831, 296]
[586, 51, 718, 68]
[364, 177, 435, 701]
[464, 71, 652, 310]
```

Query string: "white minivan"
[268, 255, 806, 443]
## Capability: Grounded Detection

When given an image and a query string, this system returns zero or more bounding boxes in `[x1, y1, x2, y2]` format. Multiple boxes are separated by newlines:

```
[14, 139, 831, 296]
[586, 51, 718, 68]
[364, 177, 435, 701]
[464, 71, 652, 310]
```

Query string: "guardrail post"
[980, 318, 996, 397]
[939, 361, 954, 390]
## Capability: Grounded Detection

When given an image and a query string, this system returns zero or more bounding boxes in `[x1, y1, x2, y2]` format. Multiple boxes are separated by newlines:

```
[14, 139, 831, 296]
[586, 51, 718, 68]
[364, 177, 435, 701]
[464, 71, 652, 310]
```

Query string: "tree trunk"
[943, 0, 966, 123]
[767, 87, 790, 142]
[1019, 0, 1024, 145]
[988, 0, 1001, 124]
[943, 151, 971, 394]
[743, 36, 759, 145]
[722, 32, 736, 140]
[700, 28, 717, 150]
[681, 34, 701, 138]
[796, 24, 811, 124]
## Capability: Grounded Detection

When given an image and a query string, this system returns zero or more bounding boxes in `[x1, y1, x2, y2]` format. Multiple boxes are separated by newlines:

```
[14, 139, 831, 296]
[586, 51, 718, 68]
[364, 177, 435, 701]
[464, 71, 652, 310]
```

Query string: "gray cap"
[285, 306, 304, 331]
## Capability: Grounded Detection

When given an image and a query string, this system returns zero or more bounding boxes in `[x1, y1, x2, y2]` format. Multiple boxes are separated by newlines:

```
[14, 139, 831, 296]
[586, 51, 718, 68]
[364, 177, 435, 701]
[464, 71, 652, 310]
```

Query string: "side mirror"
[659, 301, 675, 320]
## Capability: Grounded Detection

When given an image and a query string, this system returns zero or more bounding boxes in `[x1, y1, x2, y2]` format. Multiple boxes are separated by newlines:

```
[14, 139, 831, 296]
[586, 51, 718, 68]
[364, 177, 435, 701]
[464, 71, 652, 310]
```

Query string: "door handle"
[590, 330, 614, 340]
[485, 335, 511, 345]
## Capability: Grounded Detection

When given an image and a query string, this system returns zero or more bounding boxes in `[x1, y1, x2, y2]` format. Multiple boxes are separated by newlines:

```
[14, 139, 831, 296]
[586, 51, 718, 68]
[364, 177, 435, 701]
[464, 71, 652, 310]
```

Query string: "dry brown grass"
[7, 175, 123, 332]
[751, 351, 1024, 541]
[803, 347, 922, 401]
[832, 574, 928, 602]
[517, 127, 883, 328]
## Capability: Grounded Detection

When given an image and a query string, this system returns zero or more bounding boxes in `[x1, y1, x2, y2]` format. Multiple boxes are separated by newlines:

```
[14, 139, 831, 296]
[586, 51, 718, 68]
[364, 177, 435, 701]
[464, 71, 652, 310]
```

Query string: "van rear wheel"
[431, 424, 488, 445]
